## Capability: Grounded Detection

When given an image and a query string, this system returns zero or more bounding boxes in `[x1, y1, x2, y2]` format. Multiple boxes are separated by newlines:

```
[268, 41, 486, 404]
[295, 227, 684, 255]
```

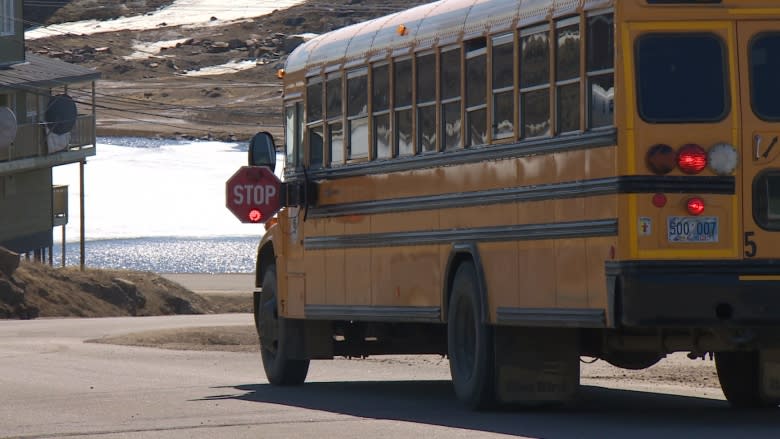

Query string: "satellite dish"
[45, 94, 77, 135]
[0, 107, 17, 149]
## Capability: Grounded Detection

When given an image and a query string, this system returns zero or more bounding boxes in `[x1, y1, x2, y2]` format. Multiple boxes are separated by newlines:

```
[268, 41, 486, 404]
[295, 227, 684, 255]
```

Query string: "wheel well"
[256, 242, 276, 289]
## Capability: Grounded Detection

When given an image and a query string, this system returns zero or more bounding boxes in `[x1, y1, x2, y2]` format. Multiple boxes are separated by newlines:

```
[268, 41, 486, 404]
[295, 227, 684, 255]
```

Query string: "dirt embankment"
[25, 0, 430, 141]
[1, 261, 211, 319]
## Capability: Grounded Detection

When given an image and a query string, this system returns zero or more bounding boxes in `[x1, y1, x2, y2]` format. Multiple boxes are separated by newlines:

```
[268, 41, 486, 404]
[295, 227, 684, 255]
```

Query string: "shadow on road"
[203, 381, 780, 438]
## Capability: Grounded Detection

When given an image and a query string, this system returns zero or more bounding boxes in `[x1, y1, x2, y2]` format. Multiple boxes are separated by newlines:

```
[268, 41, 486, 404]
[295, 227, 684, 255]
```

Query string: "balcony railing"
[0, 114, 96, 163]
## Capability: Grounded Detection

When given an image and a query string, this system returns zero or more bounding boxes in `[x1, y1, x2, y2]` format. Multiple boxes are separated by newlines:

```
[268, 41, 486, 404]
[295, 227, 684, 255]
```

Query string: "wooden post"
[79, 160, 85, 271]
[61, 225, 66, 268]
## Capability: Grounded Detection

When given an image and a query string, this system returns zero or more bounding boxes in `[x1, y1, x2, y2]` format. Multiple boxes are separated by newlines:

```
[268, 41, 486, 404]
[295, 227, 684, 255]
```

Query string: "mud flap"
[494, 327, 580, 405]
[760, 349, 780, 401]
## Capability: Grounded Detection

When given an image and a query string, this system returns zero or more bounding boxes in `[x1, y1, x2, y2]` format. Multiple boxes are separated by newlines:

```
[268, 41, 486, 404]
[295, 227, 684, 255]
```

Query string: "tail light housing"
[708, 143, 738, 176]
[646, 144, 676, 175]
[687, 197, 706, 216]
[677, 144, 708, 174]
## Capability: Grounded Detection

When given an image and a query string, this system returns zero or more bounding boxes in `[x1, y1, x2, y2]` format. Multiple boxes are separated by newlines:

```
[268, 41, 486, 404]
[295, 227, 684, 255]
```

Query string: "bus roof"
[286, 0, 613, 76]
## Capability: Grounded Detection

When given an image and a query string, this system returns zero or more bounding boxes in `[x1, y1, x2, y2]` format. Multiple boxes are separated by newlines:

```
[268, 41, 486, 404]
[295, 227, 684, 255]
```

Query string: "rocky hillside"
[24, 0, 431, 140]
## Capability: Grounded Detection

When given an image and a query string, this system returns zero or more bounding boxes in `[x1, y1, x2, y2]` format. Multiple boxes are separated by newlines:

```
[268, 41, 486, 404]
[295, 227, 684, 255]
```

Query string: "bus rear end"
[612, 0, 780, 407]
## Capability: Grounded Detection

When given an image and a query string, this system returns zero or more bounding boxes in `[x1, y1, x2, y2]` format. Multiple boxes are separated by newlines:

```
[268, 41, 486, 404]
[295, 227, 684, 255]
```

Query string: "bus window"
[310, 125, 323, 169]
[636, 33, 728, 123]
[347, 68, 369, 160]
[285, 105, 296, 170]
[326, 74, 344, 165]
[372, 63, 392, 159]
[492, 33, 515, 139]
[394, 58, 414, 156]
[417, 52, 437, 153]
[441, 47, 462, 150]
[466, 38, 487, 147]
[750, 33, 780, 121]
[520, 26, 551, 138]
[556, 18, 581, 134]
[587, 12, 614, 128]
[306, 78, 324, 169]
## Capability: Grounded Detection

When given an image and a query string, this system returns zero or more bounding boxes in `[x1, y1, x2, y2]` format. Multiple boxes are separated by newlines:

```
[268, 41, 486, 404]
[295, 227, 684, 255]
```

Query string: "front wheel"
[257, 264, 309, 385]
[447, 262, 495, 410]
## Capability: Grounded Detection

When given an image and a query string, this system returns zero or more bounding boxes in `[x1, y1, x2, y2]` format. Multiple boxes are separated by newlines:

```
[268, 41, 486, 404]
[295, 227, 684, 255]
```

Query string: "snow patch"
[25, 0, 308, 40]
[183, 60, 258, 76]
[124, 38, 192, 60]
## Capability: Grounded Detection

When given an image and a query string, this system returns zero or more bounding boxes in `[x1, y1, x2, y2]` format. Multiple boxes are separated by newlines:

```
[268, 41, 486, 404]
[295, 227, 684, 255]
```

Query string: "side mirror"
[249, 131, 276, 172]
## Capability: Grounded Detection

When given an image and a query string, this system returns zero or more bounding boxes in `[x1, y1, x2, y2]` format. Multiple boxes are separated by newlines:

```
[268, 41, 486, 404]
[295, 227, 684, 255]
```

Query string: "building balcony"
[0, 114, 96, 176]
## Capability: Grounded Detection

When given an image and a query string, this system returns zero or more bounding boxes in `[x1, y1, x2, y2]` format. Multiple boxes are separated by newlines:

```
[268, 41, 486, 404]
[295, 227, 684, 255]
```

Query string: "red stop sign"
[225, 166, 282, 223]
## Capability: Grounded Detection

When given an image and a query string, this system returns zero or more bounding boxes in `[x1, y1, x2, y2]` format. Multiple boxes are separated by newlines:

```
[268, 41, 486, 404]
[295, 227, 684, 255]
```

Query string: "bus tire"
[715, 351, 777, 408]
[447, 261, 495, 410]
[258, 264, 310, 385]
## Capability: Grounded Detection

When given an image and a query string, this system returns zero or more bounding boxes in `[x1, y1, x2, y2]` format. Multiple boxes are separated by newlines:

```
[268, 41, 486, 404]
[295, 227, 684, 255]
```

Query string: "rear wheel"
[447, 262, 495, 410]
[716, 351, 778, 408]
[257, 264, 309, 385]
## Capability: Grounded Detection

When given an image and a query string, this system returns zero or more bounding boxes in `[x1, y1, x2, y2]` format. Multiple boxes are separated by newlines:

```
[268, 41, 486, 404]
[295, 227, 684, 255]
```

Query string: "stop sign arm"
[280, 180, 318, 209]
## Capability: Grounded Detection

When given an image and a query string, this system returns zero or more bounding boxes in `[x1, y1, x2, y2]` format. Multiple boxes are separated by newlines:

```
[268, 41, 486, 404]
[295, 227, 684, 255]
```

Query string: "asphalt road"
[2, 315, 780, 439]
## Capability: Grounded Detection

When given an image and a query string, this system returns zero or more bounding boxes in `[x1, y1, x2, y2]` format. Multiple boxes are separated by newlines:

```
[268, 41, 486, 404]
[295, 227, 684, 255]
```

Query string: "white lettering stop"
[232, 184, 277, 205]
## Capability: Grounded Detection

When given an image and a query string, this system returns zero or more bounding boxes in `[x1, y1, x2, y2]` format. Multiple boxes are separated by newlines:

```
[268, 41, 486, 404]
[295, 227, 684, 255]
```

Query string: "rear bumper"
[607, 260, 780, 328]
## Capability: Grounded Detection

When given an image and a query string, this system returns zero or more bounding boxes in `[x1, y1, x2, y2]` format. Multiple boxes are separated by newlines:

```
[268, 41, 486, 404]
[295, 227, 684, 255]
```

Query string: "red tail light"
[687, 197, 705, 216]
[678, 144, 708, 174]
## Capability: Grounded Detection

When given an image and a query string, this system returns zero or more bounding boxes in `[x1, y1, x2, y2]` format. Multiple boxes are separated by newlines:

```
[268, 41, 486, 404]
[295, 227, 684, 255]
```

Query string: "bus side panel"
[344, 217, 371, 306]
[478, 241, 519, 323]
[324, 217, 346, 306]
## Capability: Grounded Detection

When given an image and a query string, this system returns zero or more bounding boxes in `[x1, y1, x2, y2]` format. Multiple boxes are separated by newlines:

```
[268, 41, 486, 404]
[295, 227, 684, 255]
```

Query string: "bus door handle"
[755, 134, 762, 161]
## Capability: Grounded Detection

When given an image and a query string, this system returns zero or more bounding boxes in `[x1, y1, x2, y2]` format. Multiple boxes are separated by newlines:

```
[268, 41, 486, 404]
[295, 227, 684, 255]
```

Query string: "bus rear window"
[751, 33, 780, 121]
[636, 33, 728, 123]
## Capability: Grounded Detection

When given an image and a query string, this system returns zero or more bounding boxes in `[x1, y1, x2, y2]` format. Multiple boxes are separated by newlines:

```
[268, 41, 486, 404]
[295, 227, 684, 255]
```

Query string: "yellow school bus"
[245, 0, 780, 409]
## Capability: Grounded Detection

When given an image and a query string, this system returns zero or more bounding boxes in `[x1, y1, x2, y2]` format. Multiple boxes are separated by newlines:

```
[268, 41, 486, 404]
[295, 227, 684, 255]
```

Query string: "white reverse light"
[708, 143, 738, 176]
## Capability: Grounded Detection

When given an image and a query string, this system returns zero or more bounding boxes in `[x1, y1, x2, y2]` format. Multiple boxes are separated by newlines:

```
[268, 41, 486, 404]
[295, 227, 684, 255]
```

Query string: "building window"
[520, 26, 551, 138]
[556, 17, 581, 134]
[587, 12, 615, 128]
[465, 38, 487, 147]
[492, 33, 515, 139]
[372, 63, 392, 159]
[440, 47, 461, 150]
[394, 58, 414, 156]
[326, 73, 344, 166]
[347, 68, 369, 161]
[0, 0, 14, 37]
[417, 52, 437, 153]
[306, 78, 324, 169]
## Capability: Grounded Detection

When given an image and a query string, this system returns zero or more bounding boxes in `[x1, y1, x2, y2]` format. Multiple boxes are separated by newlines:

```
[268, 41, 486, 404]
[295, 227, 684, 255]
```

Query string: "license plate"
[667, 216, 718, 243]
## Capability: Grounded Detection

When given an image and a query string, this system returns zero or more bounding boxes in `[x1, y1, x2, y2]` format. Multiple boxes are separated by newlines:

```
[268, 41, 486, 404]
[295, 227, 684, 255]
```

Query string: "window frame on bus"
[519, 24, 552, 139]
[346, 67, 369, 162]
[305, 75, 325, 169]
[440, 45, 462, 151]
[325, 71, 345, 166]
[393, 56, 414, 157]
[417, 50, 438, 153]
[284, 101, 304, 172]
[554, 16, 582, 135]
[586, 10, 615, 130]
[749, 32, 780, 122]
[634, 32, 730, 124]
[371, 61, 393, 160]
[491, 32, 516, 141]
[465, 37, 487, 147]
